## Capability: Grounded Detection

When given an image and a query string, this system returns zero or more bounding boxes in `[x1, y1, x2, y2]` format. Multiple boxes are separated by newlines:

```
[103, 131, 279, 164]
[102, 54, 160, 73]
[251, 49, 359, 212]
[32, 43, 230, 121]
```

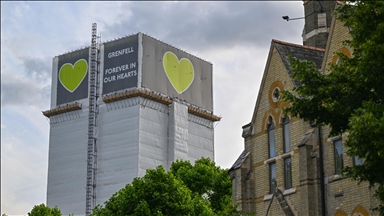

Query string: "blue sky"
[1, 1, 305, 215]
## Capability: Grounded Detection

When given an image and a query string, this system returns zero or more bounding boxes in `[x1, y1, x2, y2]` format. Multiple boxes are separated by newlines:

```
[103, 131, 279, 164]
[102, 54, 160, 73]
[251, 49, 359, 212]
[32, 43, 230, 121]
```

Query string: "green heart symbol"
[59, 59, 88, 93]
[163, 51, 194, 94]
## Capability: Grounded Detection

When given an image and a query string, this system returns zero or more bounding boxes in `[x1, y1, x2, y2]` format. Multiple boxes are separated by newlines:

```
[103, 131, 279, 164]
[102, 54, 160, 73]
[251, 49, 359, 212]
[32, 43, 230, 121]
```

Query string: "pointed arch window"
[268, 117, 276, 158]
[283, 116, 290, 153]
[334, 139, 344, 174]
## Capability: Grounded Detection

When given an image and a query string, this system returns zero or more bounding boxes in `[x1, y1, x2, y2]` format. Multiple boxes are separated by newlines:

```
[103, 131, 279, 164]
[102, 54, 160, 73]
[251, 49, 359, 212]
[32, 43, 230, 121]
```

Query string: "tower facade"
[44, 33, 220, 215]
[302, 0, 336, 49]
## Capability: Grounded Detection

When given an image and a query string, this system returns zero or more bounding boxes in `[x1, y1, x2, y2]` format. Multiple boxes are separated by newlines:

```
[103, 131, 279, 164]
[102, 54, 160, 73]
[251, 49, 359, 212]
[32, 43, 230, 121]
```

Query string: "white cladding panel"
[56, 203, 86, 216]
[188, 145, 214, 161]
[96, 131, 138, 148]
[48, 186, 86, 204]
[138, 103, 169, 176]
[47, 164, 87, 183]
[188, 121, 214, 140]
[188, 133, 214, 151]
[47, 99, 215, 215]
[95, 103, 140, 206]
[47, 178, 85, 194]
[49, 140, 85, 159]
[188, 116, 214, 161]
[96, 182, 129, 203]
[139, 130, 168, 149]
[167, 102, 189, 170]
[47, 111, 88, 216]
[97, 117, 139, 137]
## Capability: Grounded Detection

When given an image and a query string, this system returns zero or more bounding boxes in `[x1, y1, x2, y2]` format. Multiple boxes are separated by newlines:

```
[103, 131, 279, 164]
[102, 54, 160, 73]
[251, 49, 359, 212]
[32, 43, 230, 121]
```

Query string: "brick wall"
[320, 18, 379, 216]
[243, 45, 311, 215]
[232, 10, 380, 216]
[323, 18, 352, 74]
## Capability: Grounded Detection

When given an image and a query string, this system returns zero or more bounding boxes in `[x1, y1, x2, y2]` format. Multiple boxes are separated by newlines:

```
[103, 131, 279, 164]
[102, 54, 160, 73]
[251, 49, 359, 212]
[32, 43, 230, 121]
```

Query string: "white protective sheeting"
[187, 115, 214, 162]
[166, 101, 189, 170]
[55, 202, 86, 216]
[47, 110, 88, 216]
[47, 96, 215, 215]
[96, 100, 140, 205]
[138, 100, 169, 176]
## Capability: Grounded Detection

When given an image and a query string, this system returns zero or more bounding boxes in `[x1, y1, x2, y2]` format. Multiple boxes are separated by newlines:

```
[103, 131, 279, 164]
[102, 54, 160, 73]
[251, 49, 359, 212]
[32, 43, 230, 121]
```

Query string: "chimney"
[302, 1, 336, 49]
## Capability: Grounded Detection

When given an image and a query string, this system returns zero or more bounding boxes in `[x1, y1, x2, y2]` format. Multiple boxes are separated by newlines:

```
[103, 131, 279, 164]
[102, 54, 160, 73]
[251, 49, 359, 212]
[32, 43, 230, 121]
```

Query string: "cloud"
[1, 71, 50, 108]
[101, 2, 304, 52]
[1, 36, 51, 108]
[19, 56, 51, 83]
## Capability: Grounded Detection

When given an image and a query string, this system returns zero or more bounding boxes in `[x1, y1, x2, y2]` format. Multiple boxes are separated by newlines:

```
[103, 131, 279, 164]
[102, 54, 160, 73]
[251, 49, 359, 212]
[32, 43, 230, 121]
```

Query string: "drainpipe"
[318, 125, 326, 216]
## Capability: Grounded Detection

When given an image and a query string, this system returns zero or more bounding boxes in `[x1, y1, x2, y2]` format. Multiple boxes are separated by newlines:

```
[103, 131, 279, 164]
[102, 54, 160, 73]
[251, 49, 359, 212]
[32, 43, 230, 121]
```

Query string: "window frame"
[269, 162, 277, 194]
[334, 139, 344, 175]
[282, 116, 290, 153]
[284, 157, 292, 189]
[268, 118, 276, 158]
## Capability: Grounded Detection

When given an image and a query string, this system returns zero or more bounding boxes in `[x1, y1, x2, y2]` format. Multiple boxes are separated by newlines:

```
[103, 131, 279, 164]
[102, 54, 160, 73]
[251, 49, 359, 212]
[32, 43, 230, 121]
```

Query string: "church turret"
[302, 0, 336, 49]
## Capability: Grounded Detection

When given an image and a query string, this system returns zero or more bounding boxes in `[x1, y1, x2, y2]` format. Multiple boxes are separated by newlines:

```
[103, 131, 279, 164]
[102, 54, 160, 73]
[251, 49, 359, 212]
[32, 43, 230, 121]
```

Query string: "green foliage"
[170, 157, 233, 214]
[27, 203, 62, 216]
[282, 0, 384, 214]
[91, 158, 242, 216]
[343, 101, 384, 213]
[92, 166, 205, 216]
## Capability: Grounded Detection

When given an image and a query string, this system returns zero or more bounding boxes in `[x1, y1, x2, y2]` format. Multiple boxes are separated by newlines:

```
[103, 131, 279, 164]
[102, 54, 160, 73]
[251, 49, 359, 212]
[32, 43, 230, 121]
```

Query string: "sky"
[1, 1, 305, 215]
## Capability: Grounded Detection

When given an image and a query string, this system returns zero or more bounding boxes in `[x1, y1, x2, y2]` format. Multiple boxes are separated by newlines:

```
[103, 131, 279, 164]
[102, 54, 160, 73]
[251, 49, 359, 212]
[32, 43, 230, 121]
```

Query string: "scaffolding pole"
[86, 22, 99, 216]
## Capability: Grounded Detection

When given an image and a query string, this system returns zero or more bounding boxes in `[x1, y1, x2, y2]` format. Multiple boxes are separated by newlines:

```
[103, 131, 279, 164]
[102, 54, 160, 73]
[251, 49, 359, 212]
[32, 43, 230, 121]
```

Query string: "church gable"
[250, 43, 293, 137]
[234, 40, 325, 215]
[247, 40, 325, 138]
[322, 14, 352, 73]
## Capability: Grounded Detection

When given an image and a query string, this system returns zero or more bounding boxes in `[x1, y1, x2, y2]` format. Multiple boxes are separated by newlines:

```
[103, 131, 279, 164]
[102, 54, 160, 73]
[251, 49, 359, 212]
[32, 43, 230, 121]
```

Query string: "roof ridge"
[272, 39, 325, 52]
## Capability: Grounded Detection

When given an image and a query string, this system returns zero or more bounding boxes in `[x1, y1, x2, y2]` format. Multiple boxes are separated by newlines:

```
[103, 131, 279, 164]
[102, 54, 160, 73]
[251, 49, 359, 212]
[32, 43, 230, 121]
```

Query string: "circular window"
[268, 81, 284, 108]
[272, 87, 281, 102]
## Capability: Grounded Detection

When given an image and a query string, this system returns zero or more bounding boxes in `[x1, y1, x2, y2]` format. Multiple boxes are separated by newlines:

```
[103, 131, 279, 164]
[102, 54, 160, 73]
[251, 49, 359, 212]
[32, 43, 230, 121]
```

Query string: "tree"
[91, 158, 242, 216]
[282, 0, 384, 213]
[170, 157, 233, 214]
[28, 203, 62, 216]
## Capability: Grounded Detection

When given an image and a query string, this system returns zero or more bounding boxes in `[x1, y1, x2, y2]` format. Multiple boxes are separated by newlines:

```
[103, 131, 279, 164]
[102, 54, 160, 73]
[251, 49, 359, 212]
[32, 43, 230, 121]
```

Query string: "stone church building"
[229, 1, 381, 215]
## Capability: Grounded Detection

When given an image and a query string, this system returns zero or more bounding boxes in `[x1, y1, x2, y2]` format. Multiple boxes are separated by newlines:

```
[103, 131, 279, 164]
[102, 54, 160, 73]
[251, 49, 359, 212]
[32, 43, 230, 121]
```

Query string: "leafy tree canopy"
[27, 203, 62, 216]
[282, 0, 384, 213]
[91, 158, 242, 216]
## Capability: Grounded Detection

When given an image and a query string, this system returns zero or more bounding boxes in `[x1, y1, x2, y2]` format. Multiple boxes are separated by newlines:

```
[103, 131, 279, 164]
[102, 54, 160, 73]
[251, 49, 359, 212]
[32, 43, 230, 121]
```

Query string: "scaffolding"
[86, 23, 99, 216]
